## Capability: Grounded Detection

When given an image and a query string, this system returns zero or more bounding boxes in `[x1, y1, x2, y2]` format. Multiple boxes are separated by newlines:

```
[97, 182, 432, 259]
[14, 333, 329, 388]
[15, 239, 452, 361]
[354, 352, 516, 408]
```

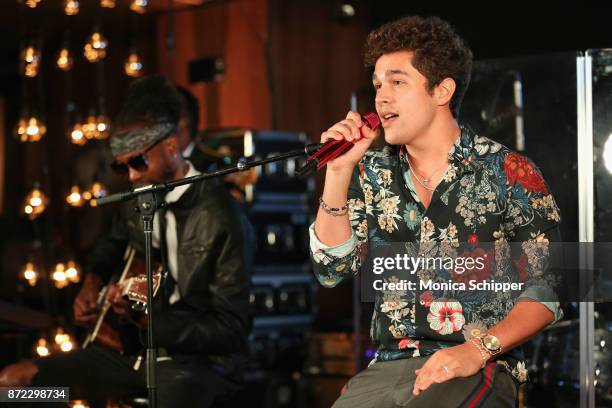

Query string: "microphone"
[297, 112, 381, 177]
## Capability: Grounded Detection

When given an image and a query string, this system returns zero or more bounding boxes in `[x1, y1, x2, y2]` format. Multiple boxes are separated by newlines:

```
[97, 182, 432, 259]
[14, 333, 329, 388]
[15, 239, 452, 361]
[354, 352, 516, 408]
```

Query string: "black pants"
[24, 345, 238, 408]
[333, 357, 519, 408]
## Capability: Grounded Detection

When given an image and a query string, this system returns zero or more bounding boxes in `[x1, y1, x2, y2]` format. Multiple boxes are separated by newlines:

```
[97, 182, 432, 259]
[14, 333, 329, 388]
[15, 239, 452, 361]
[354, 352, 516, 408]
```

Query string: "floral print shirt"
[309, 125, 562, 382]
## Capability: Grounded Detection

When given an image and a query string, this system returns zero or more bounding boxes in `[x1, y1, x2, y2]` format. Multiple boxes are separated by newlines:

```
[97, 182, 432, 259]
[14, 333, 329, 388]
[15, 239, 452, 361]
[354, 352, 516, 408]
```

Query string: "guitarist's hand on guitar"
[74, 274, 102, 326]
[106, 284, 130, 317]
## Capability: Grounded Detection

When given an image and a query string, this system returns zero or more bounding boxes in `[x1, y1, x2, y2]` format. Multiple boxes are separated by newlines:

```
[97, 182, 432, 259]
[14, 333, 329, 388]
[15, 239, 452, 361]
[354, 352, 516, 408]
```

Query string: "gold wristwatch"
[478, 334, 502, 356]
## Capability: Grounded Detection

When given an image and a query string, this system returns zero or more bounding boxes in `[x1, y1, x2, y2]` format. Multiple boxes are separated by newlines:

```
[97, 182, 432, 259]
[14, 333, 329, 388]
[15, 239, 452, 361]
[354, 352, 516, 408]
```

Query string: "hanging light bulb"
[35, 338, 50, 357]
[130, 0, 148, 14]
[21, 262, 39, 287]
[94, 115, 111, 139]
[24, 0, 42, 9]
[69, 121, 86, 145]
[66, 185, 84, 207]
[71, 400, 90, 408]
[15, 116, 47, 142]
[56, 48, 74, 71]
[52, 263, 69, 289]
[54, 328, 75, 352]
[100, 0, 116, 8]
[63, 0, 79, 15]
[83, 181, 108, 206]
[83, 31, 108, 63]
[21, 45, 41, 78]
[65, 260, 81, 283]
[124, 51, 143, 77]
[82, 115, 99, 139]
[22, 186, 49, 220]
[54, 328, 69, 346]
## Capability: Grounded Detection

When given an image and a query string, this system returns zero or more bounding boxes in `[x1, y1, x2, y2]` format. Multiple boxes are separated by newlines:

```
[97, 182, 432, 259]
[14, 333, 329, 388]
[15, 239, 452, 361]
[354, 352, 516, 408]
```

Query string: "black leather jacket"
[87, 175, 253, 363]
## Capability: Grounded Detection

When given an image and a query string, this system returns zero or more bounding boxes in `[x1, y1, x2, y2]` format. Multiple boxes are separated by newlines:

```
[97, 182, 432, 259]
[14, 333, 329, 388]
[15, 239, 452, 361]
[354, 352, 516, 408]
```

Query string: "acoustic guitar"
[82, 245, 163, 352]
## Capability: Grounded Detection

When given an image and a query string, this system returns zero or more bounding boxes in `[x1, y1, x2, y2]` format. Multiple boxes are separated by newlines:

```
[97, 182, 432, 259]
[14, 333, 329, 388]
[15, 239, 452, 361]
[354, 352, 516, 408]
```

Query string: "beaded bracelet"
[469, 337, 489, 369]
[319, 197, 349, 216]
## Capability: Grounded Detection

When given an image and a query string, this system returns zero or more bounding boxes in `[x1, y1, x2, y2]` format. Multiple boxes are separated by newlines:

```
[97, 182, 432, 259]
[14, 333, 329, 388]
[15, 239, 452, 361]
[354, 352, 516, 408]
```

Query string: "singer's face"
[372, 51, 437, 145]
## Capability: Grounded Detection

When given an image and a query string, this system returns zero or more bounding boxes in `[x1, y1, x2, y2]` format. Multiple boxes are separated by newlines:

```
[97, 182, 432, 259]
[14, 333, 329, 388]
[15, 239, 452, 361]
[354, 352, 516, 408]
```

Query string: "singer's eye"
[373, 83, 381, 90]
[393, 80, 404, 86]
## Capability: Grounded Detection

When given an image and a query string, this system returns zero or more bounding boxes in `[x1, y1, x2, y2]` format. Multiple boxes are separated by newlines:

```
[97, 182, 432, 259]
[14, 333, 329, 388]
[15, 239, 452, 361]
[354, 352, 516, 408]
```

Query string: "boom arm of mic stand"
[95, 146, 315, 207]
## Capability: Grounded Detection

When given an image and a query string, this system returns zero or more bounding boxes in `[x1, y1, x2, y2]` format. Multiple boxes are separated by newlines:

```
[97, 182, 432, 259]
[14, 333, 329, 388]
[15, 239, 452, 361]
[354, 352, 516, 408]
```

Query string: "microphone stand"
[95, 145, 316, 408]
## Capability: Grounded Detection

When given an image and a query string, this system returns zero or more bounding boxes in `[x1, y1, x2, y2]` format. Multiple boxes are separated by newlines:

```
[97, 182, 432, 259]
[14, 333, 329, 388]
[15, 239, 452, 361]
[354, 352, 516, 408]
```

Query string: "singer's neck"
[404, 117, 460, 170]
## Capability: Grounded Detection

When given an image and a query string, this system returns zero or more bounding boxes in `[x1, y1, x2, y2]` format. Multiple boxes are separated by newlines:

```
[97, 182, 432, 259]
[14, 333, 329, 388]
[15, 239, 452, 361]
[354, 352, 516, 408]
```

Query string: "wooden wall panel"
[156, 0, 270, 130]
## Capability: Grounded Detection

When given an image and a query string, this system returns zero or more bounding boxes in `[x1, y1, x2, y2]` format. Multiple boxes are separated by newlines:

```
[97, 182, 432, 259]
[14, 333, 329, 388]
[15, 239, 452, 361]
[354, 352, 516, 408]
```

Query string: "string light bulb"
[24, 0, 42, 9]
[52, 263, 69, 288]
[22, 186, 49, 220]
[124, 52, 143, 77]
[100, 0, 116, 8]
[82, 115, 99, 139]
[130, 0, 148, 14]
[15, 116, 47, 142]
[83, 181, 108, 206]
[21, 262, 39, 287]
[95, 115, 111, 139]
[71, 401, 90, 408]
[65, 260, 81, 283]
[56, 48, 74, 71]
[21, 45, 41, 78]
[35, 338, 50, 357]
[54, 328, 75, 352]
[63, 0, 79, 15]
[69, 121, 86, 145]
[84, 31, 108, 62]
[66, 185, 84, 207]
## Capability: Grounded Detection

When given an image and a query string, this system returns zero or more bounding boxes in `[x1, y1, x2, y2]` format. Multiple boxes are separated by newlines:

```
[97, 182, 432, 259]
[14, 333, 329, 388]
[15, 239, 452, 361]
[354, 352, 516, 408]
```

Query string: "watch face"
[483, 335, 501, 351]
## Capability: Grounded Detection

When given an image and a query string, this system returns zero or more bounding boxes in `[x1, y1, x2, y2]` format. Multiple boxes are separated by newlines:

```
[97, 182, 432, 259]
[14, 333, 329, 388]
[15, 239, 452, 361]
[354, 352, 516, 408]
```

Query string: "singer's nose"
[375, 89, 391, 107]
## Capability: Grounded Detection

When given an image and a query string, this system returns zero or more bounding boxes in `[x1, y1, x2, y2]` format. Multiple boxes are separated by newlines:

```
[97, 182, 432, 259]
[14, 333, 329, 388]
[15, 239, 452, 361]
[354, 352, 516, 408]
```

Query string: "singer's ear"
[434, 77, 456, 108]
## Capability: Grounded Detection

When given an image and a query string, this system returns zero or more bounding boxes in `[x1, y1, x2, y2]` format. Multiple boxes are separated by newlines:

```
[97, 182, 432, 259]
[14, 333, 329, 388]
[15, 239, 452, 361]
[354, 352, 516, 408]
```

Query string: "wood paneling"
[156, 0, 271, 130]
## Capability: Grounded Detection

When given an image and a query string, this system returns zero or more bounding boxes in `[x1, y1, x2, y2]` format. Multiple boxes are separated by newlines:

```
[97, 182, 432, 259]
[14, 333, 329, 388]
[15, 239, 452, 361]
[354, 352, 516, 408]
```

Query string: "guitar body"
[82, 246, 163, 353]
[92, 321, 124, 352]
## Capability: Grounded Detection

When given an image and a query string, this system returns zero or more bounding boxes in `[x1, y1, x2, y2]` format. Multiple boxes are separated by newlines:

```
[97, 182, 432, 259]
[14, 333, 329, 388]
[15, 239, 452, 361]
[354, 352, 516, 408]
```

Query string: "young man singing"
[310, 16, 561, 407]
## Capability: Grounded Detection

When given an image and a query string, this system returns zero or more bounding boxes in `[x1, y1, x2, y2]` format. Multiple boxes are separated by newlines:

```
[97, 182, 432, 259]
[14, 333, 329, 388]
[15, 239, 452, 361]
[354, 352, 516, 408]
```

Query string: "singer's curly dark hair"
[364, 15, 473, 118]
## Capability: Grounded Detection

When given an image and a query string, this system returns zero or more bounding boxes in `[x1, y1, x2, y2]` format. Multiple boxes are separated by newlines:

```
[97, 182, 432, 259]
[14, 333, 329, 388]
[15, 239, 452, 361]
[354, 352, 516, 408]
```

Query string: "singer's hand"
[321, 111, 379, 172]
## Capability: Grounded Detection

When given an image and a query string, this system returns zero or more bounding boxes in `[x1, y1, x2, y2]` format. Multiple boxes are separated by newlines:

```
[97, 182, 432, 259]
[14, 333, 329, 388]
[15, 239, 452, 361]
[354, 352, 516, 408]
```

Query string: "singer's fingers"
[320, 130, 344, 143]
[359, 121, 380, 140]
[329, 120, 360, 141]
[345, 110, 364, 126]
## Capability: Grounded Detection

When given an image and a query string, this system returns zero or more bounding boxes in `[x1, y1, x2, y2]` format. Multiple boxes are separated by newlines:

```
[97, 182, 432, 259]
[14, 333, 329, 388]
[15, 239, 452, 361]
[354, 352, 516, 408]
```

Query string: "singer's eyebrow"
[372, 69, 410, 81]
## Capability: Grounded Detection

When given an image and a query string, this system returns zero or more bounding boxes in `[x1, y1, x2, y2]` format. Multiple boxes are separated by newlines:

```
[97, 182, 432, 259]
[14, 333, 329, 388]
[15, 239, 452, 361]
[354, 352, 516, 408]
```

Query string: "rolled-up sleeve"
[309, 167, 369, 288]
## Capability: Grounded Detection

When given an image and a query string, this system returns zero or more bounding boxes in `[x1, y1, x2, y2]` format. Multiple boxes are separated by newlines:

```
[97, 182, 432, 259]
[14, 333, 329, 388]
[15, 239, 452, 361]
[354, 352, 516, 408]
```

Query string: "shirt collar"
[448, 124, 477, 176]
[164, 160, 200, 205]
[182, 141, 195, 158]
[398, 124, 476, 175]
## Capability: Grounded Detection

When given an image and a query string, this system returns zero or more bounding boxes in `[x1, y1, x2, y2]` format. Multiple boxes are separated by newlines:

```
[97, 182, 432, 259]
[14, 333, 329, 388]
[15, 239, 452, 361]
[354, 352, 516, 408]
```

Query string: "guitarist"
[0, 75, 254, 407]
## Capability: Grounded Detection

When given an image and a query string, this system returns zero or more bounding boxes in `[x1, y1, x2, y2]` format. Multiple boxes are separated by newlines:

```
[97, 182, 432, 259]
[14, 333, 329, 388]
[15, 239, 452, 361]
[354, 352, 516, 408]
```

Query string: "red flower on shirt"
[398, 338, 419, 350]
[504, 153, 548, 194]
[452, 247, 494, 285]
[419, 291, 433, 307]
[513, 254, 529, 283]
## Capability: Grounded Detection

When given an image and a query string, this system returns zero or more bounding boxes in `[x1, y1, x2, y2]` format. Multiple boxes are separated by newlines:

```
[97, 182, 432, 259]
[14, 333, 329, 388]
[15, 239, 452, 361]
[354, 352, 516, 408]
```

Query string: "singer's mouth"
[381, 113, 398, 127]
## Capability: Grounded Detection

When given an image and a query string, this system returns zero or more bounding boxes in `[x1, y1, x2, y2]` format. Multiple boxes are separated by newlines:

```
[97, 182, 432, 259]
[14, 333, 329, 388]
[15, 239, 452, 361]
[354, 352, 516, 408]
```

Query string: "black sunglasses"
[110, 139, 162, 175]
